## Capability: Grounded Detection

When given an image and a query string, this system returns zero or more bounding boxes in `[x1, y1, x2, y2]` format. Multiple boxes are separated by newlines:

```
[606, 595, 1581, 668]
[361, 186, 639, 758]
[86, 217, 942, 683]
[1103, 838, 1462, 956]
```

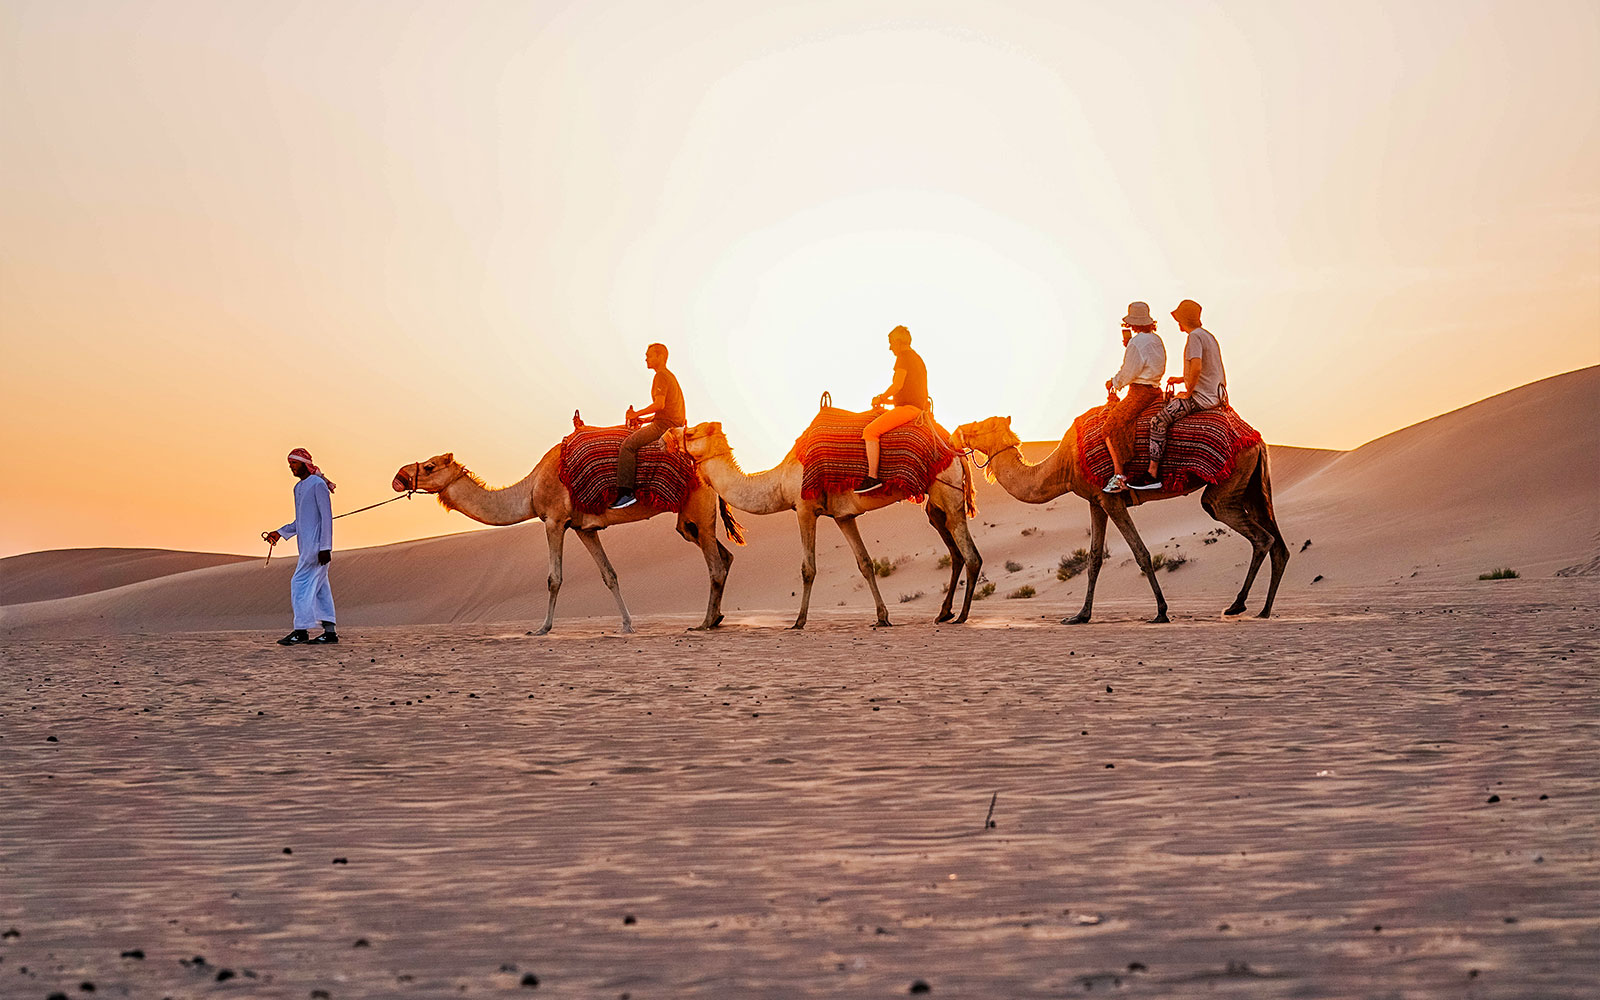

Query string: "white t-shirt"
[1183, 326, 1227, 409]
[1111, 331, 1167, 391]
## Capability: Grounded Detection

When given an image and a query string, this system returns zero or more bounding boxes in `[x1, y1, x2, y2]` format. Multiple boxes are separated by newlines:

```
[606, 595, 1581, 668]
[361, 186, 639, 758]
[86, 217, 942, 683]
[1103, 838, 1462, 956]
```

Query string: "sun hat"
[1122, 302, 1154, 327]
[1171, 299, 1203, 326]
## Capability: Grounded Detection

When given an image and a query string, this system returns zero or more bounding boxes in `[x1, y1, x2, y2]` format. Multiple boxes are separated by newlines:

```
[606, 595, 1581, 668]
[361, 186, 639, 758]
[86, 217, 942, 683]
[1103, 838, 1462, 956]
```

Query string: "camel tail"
[1253, 446, 1286, 548]
[960, 451, 978, 519]
[719, 498, 748, 546]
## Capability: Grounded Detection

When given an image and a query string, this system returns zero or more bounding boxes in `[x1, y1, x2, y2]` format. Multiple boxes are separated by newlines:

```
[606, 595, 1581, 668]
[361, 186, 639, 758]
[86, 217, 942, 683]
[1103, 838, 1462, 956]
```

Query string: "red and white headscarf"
[287, 448, 337, 492]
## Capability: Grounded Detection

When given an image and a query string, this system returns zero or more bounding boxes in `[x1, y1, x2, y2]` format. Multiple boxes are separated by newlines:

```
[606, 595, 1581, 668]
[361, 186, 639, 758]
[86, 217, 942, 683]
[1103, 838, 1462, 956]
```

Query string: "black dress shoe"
[855, 476, 885, 494]
[277, 630, 310, 646]
[309, 631, 339, 644]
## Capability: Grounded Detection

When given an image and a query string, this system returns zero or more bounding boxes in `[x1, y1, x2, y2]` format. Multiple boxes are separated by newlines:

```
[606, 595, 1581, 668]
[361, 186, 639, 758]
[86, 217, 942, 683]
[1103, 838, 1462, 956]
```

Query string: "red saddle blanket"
[794, 407, 958, 502]
[558, 426, 699, 514]
[1075, 400, 1263, 491]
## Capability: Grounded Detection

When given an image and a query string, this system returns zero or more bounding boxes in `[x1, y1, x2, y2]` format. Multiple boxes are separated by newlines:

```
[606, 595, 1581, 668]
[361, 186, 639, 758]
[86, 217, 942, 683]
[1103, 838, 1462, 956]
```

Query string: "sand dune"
[3, 367, 1595, 637]
[0, 547, 253, 606]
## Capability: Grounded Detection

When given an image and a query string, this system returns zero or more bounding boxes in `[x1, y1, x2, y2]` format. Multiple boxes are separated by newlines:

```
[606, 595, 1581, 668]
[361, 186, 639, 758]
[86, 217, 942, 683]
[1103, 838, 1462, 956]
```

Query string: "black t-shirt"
[891, 348, 928, 409]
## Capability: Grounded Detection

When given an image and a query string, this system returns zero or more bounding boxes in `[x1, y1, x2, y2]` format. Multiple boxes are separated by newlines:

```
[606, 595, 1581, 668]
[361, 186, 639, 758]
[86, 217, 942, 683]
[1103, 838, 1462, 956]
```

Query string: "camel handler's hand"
[264, 531, 281, 545]
[625, 406, 640, 429]
[318, 550, 331, 566]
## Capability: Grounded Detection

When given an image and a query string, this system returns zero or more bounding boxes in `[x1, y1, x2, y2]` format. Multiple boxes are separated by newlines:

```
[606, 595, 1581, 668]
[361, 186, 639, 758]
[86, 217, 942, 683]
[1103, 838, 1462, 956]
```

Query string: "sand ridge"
[6, 367, 1598, 639]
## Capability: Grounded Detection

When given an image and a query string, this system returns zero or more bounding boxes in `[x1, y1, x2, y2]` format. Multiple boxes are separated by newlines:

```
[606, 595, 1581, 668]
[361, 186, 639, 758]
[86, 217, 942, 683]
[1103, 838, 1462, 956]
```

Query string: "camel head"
[953, 417, 1021, 459]
[672, 422, 734, 465]
[393, 453, 460, 494]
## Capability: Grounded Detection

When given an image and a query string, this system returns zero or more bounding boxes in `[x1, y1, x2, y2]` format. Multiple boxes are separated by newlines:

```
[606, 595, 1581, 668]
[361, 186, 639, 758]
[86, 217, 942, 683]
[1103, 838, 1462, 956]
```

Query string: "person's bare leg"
[864, 437, 880, 480]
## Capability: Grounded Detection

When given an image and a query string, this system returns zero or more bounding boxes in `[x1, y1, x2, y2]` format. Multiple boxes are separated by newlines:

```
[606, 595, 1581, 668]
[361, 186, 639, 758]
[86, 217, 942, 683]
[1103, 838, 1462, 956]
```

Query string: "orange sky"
[2, 1, 1597, 558]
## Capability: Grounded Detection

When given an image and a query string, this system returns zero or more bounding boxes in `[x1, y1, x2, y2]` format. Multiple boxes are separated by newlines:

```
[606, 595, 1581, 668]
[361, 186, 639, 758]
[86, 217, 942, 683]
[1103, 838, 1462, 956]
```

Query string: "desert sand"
[2, 583, 1597, 998]
[2, 369, 1598, 997]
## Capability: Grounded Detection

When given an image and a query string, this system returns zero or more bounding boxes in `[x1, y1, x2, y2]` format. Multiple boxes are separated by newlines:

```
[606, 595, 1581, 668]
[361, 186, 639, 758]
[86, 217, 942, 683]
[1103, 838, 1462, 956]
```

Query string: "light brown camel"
[666, 421, 981, 628]
[953, 413, 1289, 623]
[392, 449, 743, 635]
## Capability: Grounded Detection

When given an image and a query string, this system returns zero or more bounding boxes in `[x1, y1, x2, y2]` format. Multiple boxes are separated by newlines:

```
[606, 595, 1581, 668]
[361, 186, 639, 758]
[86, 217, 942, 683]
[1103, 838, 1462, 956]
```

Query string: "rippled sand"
[3, 581, 1597, 998]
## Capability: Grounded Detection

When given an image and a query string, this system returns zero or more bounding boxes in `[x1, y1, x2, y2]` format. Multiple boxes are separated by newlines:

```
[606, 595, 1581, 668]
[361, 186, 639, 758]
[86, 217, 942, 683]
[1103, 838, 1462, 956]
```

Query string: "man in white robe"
[264, 447, 338, 645]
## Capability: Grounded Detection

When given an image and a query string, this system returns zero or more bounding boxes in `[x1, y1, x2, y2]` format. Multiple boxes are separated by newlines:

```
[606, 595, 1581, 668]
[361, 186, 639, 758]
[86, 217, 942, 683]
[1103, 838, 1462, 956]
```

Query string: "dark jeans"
[615, 419, 675, 492]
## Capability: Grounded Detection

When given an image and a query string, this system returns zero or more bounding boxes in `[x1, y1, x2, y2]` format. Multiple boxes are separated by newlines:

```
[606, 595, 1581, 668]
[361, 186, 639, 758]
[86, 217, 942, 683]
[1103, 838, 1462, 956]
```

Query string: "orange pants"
[863, 405, 922, 440]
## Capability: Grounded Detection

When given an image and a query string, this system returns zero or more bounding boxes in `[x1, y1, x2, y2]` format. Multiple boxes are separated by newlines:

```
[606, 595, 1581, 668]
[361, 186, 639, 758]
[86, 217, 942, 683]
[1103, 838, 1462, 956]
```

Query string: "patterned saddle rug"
[1076, 400, 1263, 492]
[558, 425, 700, 514]
[794, 407, 959, 502]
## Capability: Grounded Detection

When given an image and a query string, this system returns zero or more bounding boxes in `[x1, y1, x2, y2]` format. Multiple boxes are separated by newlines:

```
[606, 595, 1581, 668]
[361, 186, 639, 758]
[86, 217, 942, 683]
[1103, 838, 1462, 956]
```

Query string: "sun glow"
[664, 192, 1098, 469]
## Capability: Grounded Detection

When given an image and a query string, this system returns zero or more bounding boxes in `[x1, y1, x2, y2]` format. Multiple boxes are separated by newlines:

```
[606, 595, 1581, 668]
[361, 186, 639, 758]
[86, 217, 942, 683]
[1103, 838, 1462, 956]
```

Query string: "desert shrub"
[1149, 552, 1188, 573]
[1007, 585, 1036, 599]
[937, 553, 952, 569]
[872, 557, 896, 578]
[1203, 536, 1218, 545]
[1057, 549, 1090, 581]
[973, 581, 997, 600]
[1478, 567, 1519, 580]
[1005, 560, 1023, 573]
[898, 591, 925, 603]
[1020, 526, 1039, 537]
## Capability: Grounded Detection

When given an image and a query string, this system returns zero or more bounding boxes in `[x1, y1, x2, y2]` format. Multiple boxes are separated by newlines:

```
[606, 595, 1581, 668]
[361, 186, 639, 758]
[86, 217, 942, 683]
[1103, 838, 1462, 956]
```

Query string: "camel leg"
[935, 484, 983, 624]
[575, 528, 633, 634]
[679, 501, 731, 630]
[791, 507, 820, 630]
[1064, 502, 1109, 625]
[927, 503, 963, 623]
[529, 522, 567, 636]
[1102, 497, 1169, 624]
[837, 515, 891, 627]
[1207, 497, 1284, 619]
[1203, 458, 1289, 618]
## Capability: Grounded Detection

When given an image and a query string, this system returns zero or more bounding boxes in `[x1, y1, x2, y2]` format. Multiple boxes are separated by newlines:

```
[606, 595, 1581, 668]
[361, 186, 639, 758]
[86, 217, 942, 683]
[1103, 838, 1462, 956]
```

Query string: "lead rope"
[264, 481, 418, 566]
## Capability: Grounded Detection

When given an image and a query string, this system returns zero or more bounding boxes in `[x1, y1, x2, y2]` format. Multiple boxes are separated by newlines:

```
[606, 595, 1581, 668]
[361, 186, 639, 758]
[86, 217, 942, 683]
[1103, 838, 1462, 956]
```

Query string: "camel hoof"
[953, 612, 970, 624]
[788, 622, 806, 631]
[1255, 610, 1272, 620]
[1063, 614, 1090, 625]
[1223, 603, 1248, 616]
[527, 627, 552, 636]
[934, 611, 955, 623]
[620, 625, 636, 635]
[872, 619, 893, 628]
[1149, 613, 1170, 624]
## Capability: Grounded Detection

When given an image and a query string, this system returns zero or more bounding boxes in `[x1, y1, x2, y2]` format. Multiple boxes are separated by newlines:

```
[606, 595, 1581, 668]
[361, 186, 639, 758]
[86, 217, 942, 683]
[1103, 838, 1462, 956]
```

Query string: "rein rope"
[264, 475, 422, 565]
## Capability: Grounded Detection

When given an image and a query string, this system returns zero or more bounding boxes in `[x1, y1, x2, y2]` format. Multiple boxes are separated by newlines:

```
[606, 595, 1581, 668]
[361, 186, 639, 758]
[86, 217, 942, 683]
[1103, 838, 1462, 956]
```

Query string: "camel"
[666, 420, 981, 628]
[953, 413, 1288, 623]
[392, 447, 743, 635]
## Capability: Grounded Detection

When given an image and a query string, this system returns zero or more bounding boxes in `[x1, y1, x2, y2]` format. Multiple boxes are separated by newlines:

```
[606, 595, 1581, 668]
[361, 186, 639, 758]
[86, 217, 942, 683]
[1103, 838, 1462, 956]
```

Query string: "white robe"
[278, 474, 336, 629]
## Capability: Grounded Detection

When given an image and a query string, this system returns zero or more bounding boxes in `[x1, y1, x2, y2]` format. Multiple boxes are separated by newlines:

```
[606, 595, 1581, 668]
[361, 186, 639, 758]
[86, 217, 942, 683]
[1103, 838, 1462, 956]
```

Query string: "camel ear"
[441, 452, 454, 465]
[709, 421, 722, 435]
[1001, 417, 1012, 430]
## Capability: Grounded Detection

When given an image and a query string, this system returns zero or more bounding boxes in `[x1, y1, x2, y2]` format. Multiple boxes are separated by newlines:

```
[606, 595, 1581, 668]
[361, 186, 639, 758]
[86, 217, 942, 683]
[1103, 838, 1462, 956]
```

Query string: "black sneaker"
[1127, 475, 1164, 491]
[309, 631, 339, 644]
[277, 630, 310, 646]
[855, 476, 885, 494]
[610, 492, 638, 509]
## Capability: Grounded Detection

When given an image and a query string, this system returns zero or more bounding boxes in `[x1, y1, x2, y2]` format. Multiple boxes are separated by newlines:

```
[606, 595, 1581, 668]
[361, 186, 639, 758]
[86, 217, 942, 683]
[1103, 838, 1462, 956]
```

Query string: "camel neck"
[699, 452, 792, 515]
[438, 467, 540, 526]
[988, 440, 1075, 504]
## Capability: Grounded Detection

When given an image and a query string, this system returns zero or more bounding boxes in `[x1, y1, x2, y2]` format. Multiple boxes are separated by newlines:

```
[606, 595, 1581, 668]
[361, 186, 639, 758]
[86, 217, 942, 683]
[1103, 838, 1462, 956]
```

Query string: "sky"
[2, 0, 1597, 558]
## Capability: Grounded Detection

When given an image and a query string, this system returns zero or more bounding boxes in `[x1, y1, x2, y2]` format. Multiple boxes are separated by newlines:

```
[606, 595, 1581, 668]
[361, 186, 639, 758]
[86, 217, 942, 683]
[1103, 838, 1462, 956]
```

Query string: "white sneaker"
[1103, 474, 1127, 493]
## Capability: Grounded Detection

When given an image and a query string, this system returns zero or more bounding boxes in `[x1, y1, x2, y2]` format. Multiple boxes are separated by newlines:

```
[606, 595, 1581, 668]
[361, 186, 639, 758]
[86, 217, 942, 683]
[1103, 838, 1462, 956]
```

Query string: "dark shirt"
[652, 368, 687, 426]
[891, 348, 928, 409]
